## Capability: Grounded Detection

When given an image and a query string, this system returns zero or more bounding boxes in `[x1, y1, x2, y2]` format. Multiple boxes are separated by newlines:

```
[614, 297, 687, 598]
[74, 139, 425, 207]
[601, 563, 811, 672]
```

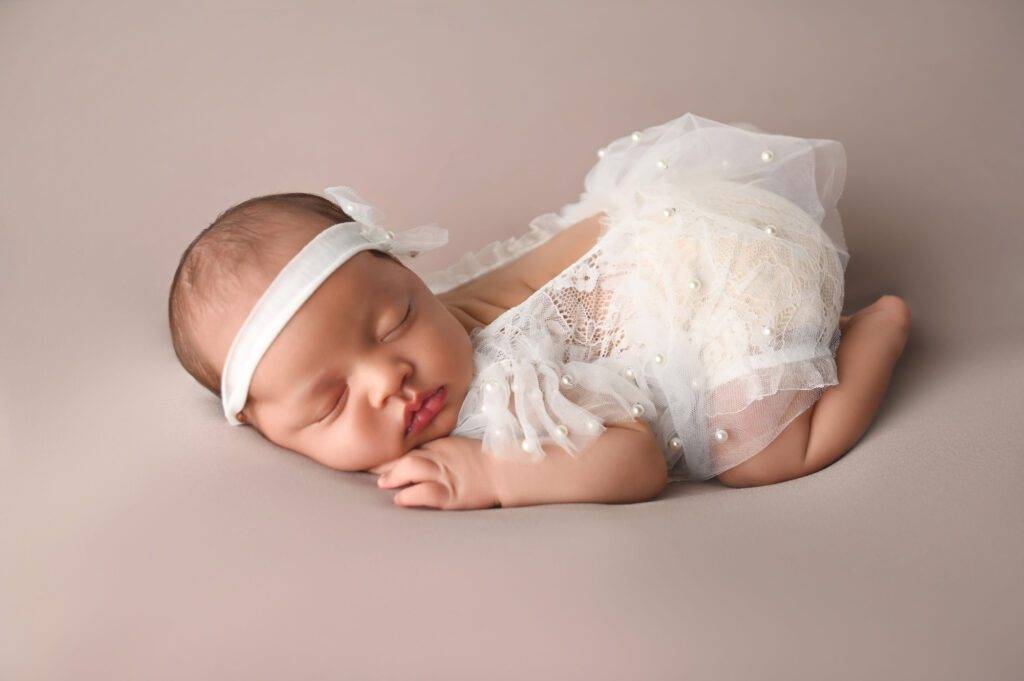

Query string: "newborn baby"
[168, 113, 911, 510]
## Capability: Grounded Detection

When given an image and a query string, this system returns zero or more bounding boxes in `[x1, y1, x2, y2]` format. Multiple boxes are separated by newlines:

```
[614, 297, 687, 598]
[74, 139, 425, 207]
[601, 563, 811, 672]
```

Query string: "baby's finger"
[394, 481, 450, 509]
[378, 454, 439, 489]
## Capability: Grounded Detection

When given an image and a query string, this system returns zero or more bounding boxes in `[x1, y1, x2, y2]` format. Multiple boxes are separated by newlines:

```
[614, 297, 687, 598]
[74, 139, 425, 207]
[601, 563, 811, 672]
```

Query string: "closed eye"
[315, 388, 344, 423]
[315, 298, 413, 425]
[384, 298, 413, 341]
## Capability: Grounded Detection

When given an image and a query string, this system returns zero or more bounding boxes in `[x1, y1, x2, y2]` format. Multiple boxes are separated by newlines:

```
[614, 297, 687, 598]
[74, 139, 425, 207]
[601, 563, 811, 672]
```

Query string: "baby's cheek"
[339, 433, 405, 472]
[286, 430, 361, 472]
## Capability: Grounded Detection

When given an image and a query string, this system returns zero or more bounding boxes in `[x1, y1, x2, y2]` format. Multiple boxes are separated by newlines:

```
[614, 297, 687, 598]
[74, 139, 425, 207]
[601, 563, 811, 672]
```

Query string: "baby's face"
[207, 250, 475, 472]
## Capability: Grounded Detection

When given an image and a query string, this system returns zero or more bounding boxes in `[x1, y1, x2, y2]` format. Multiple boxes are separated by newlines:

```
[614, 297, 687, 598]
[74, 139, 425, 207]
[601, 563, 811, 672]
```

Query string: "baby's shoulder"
[438, 212, 609, 330]
[441, 211, 606, 302]
[516, 211, 607, 292]
[438, 266, 535, 330]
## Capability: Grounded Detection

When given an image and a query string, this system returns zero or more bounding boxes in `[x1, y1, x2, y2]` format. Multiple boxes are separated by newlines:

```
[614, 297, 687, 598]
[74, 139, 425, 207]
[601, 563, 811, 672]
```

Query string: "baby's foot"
[860, 294, 911, 328]
[844, 294, 912, 357]
[841, 294, 911, 330]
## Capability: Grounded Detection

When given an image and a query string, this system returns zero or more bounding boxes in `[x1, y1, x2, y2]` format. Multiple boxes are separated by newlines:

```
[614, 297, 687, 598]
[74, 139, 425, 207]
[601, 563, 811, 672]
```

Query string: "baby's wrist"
[482, 444, 533, 509]
[485, 450, 515, 508]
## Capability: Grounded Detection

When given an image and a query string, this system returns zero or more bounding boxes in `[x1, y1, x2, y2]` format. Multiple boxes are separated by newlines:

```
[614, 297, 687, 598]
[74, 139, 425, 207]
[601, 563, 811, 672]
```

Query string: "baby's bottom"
[716, 295, 911, 487]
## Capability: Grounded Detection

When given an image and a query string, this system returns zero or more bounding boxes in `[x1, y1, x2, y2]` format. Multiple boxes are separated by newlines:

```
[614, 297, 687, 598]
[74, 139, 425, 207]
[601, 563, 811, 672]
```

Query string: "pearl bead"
[597, 148, 606, 157]
[556, 424, 569, 437]
[669, 436, 682, 451]
[624, 368, 635, 380]
[630, 403, 645, 418]
[484, 381, 496, 393]
[493, 427, 505, 437]
[763, 225, 776, 235]
[691, 378, 701, 389]
[480, 404, 488, 413]
[688, 278, 701, 290]
[345, 203, 355, 212]
[762, 325, 773, 336]
[521, 439, 534, 452]
[654, 353, 665, 364]
[385, 230, 395, 240]
[721, 159, 730, 168]
[588, 420, 602, 433]
[560, 374, 576, 388]
[761, 150, 774, 162]
[631, 131, 642, 142]
[656, 159, 668, 169]
[714, 428, 729, 443]
[662, 206, 677, 218]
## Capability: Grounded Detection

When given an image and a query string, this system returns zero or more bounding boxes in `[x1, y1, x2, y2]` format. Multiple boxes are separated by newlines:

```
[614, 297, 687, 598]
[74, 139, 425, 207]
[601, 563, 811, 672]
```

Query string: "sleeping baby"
[167, 112, 911, 509]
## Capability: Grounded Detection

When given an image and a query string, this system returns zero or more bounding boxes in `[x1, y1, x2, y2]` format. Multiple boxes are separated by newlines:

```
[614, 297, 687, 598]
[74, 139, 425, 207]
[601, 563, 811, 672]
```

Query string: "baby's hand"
[375, 436, 499, 510]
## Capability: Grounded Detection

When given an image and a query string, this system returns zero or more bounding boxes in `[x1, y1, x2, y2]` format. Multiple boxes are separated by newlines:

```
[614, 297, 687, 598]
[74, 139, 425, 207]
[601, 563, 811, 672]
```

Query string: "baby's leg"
[716, 295, 911, 487]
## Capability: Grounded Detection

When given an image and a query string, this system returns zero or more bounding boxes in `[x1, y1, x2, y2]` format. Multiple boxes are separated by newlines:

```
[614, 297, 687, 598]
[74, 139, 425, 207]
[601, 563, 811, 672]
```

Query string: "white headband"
[220, 185, 450, 425]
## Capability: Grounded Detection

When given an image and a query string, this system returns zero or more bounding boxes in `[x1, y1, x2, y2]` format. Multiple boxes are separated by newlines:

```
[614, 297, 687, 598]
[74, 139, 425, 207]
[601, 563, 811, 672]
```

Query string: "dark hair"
[167, 192, 394, 398]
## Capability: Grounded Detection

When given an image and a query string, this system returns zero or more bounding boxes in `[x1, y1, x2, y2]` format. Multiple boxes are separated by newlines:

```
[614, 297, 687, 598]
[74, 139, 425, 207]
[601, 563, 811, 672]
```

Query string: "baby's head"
[168, 191, 475, 472]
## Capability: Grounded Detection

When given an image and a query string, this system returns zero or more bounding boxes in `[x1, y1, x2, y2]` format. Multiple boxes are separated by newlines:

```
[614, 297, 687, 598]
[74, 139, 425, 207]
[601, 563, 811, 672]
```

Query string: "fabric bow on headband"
[219, 185, 450, 426]
[322, 185, 450, 258]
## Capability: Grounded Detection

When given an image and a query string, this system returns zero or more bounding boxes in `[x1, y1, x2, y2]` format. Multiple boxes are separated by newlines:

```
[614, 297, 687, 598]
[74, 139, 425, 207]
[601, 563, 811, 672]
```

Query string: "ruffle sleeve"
[451, 308, 660, 464]
[422, 213, 570, 296]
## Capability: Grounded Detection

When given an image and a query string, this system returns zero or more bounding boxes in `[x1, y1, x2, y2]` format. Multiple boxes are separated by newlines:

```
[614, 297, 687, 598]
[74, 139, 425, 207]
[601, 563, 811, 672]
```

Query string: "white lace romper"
[423, 112, 849, 482]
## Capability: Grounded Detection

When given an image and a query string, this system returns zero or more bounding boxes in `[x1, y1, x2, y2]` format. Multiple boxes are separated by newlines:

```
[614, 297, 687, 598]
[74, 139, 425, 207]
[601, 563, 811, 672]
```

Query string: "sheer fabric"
[424, 112, 848, 481]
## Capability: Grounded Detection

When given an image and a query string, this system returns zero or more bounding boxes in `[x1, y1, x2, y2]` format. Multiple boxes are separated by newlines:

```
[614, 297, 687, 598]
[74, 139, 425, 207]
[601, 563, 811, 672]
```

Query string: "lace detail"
[443, 113, 849, 481]
[561, 252, 602, 295]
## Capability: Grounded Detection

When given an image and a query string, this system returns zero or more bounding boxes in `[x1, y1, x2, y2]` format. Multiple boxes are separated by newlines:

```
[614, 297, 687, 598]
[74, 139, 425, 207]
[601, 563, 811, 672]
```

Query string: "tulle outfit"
[423, 113, 848, 482]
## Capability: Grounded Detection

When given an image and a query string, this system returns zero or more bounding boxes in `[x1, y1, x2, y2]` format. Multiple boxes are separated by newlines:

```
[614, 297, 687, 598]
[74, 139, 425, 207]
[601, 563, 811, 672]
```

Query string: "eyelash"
[386, 299, 413, 341]
[315, 298, 413, 423]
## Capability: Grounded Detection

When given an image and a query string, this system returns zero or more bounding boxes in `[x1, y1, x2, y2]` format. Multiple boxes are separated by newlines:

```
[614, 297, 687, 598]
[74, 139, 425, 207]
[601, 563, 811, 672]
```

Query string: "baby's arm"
[375, 421, 666, 510]
[489, 419, 669, 508]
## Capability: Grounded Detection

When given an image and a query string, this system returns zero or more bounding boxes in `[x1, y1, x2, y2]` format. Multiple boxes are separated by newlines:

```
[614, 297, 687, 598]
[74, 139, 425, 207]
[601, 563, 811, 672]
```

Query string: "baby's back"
[437, 212, 608, 331]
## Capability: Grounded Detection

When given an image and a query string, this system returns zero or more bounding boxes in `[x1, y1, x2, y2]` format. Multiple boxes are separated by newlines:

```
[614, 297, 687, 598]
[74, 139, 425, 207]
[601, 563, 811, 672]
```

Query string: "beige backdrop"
[3, 1, 1023, 680]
